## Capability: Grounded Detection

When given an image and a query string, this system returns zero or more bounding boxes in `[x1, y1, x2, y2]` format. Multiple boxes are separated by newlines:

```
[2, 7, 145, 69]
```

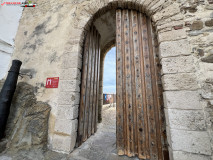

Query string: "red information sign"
[46, 77, 59, 88]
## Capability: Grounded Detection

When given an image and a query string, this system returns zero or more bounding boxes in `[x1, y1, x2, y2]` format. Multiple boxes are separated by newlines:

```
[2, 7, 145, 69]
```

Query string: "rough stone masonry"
[0, 0, 213, 160]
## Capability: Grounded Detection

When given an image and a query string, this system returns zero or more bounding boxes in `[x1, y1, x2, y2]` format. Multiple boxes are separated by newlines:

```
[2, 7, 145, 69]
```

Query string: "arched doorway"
[76, 8, 169, 160]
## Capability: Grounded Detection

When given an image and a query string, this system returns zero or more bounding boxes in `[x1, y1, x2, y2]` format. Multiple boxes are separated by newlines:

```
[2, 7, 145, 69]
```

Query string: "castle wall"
[1, 0, 212, 159]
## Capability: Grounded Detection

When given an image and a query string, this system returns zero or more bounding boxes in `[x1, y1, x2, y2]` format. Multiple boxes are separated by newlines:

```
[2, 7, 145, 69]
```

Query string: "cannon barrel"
[0, 60, 22, 139]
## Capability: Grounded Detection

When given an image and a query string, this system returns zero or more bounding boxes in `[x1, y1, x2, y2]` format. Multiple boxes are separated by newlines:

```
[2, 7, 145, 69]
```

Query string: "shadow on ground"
[0, 105, 140, 160]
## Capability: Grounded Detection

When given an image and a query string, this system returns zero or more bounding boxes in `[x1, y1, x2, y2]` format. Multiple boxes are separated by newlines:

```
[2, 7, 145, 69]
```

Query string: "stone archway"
[51, 1, 206, 159]
[55, 0, 188, 156]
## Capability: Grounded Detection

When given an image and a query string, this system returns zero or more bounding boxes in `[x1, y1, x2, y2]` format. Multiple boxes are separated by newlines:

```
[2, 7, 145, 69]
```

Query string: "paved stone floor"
[0, 104, 140, 160]
[68, 104, 139, 160]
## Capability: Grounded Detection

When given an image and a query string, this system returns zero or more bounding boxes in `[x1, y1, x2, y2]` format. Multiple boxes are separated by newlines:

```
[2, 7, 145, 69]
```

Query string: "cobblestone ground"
[0, 104, 140, 160]
[68, 104, 139, 160]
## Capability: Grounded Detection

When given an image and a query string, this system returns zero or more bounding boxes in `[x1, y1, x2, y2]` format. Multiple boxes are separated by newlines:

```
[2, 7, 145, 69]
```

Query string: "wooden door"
[76, 25, 101, 147]
[116, 9, 169, 160]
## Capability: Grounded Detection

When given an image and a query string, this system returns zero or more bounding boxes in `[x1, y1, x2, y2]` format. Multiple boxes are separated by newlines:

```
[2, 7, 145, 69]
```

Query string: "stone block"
[149, 0, 166, 13]
[163, 91, 201, 110]
[52, 134, 72, 153]
[156, 20, 184, 32]
[70, 131, 77, 151]
[161, 56, 196, 74]
[57, 105, 79, 120]
[201, 51, 213, 63]
[59, 80, 81, 92]
[190, 21, 204, 30]
[158, 29, 187, 42]
[162, 73, 199, 91]
[153, 3, 180, 22]
[159, 39, 191, 58]
[205, 19, 213, 27]
[54, 119, 78, 135]
[201, 81, 213, 99]
[60, 68, 81, 81]
[58, 92, 80, 105]
[170, 129, 212, 155]
[61, 52, 82, 69]
[166, 109, 206, 131]
[173, 151, 211, 160]
[166, 126, 172, 148]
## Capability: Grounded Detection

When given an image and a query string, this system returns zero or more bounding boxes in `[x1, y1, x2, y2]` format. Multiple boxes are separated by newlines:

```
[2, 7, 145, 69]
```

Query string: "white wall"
[0, 0, 24, 79]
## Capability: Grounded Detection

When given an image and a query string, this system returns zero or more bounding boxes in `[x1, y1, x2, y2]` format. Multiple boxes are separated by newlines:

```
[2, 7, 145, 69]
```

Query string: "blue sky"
[103, 47, 116, 94]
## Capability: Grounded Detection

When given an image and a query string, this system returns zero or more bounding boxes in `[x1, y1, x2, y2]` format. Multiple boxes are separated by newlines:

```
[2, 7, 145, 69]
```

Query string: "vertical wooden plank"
[140, 14, 158, 160]
[121, 9, 127, 155]
[148, 18, 169, 160]
[83, 26, 93, 141]
[138, 13, 150, 159]
[129, 10, 137, 156]
[116, 9, 125, 156]
[88, 27, 96, 137]
[92, 29, 98, 135]
[147, 18, 163, 160]
[76, 32, 90, 146]
[95, 33, 101, 133]
[123, 10, 134, 157]
[130, 10, 147, 159]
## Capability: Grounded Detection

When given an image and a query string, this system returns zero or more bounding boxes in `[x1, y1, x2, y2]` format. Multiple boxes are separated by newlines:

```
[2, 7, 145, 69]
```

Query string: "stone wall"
[5, 0, 213, 159]
[0, 82, 51, 153]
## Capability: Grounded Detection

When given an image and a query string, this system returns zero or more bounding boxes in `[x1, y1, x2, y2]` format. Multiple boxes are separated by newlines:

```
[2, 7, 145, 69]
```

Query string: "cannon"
[0, 60, 22, 139]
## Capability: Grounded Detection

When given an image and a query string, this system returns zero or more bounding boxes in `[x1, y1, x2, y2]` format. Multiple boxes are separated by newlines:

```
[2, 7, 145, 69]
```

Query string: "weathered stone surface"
[61, 52, 82, 69]
[60, 68, 81, 81]
[188, 30, 203, 36]
[57, 105, 79, 120]
[205, 19, 213, 27]
[52, 134, 72, 153]
[208, 0, 213, 4]
[0, 156, 12, 160]
[54, 119, 77, 135]
[206, 4, 213, 10]
[201, 79, 213, 99]
[197, 48, 204, 57]
[205, 103, 213, 131]
[162, 73, 199, 90]
[58, 92, 80, 105]
[166, 109, 206, 131]
[161, 56, 196, 74]
[0, 139, 8, 153]
[0, 148, 67, 160]
[190, 21, 203, 30]
[170, 129, 212, 155]
[201, 51, 213, 63]
[153, 3, 180, 22]
[159, 39, 191, 58]
[173, 151, 211, 160]
[5, 82, 51, 151]
[158, 29, 187, 42]
[210, 12, 213, 18]
[163, 91, 201, 109]
[59, 80, 80, 92]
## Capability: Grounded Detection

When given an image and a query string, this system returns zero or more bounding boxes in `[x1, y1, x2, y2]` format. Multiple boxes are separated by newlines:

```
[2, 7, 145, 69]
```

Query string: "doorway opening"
[75, 7, 169, 160]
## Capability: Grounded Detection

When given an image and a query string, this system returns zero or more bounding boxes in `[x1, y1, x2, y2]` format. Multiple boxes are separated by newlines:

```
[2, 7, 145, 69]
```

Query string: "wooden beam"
[116, 9, 125, 156]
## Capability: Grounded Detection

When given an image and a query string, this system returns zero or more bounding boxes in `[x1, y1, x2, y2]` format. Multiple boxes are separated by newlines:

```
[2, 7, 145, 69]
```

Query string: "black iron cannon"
[0, 60, 22, 139]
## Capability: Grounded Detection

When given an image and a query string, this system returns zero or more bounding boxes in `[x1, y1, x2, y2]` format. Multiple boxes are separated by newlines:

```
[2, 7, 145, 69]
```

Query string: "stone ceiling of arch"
[93, 9, 116, 53]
